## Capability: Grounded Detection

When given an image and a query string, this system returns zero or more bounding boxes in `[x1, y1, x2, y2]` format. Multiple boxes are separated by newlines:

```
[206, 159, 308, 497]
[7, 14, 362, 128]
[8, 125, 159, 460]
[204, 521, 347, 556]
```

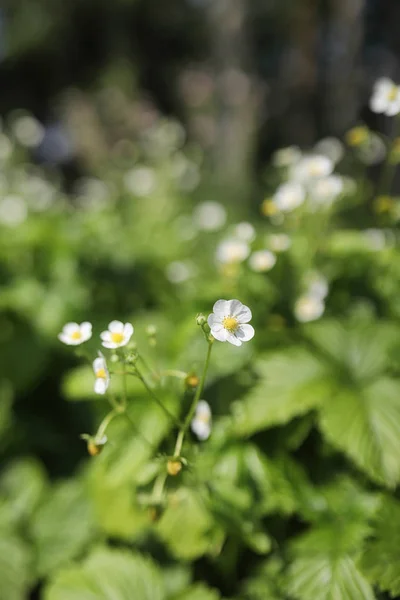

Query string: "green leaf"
[286, 555, 375, 600]
[231, 348, 332, 436]
[0, 534, 33, 600]
[44, 547, 164, 600]
[157, 487, 218, 560]
[319, 377, 400, 486]
[30, 479, 96, 576]
[172, 584, 221, 600]
[360, 497, 400, 597]
[0, 458, 48, 529]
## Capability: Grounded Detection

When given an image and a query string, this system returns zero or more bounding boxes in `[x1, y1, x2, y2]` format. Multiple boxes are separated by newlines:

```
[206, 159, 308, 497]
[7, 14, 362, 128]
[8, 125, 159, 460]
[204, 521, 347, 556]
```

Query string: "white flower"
[100, 320, 134, 348]
[272, 145, 302, 167]
[268, 233, 291, 252]
[314, 137, 344, 164]
[58, 322, 92, 345]
[216, 238, 250, 264]
[166, 261, 192, 283]
[234, 221, 256, 242]
[249, 250, 276, 272]
[208, 299, 255, 347]
[305, 274, 329, 300]
[193, 201, 226, 231]
[294, 296, 325, 323]
[0, 195, 27, 227]
[308, 175, 344, 206]
[12, 115, 44, 148]
[291, 155, 334, 182]
[370, 77, 400, 116]
[191, 400, 212, 440]
[124, 167, 156, 197]
[273, 182, 305, 212]
[93, 356, 110, 395]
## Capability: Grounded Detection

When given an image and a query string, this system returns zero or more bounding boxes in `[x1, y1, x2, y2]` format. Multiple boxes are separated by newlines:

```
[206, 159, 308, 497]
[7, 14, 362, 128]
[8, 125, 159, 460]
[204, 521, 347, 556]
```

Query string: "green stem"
[174, 339, 213, 457]
[134, 365, 183, 428]
[95, 409, 117, 441]
[152, 471, 168, 503]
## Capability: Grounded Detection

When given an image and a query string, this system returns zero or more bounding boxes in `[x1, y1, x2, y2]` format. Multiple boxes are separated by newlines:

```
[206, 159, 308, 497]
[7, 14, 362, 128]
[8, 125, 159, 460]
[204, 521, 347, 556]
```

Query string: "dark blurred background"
[1, 0, 399, 190]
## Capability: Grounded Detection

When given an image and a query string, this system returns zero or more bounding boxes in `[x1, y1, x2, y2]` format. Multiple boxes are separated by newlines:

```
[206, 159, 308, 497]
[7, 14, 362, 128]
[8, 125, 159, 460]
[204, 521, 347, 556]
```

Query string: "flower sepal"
[81, 434, 108, 456]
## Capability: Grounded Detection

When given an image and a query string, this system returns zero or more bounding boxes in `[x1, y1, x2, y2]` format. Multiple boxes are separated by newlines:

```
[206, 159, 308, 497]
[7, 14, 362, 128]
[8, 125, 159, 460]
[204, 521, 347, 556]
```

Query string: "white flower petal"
[236, 324, 255, 341]
[207, 313, 222, 328]
[212, 299, 230, 318]
[191, 419, 211, 440]
[108, 320, 124, 333]
[94, 378, 108, 395]
[101, 340, 117, 349]
[80, 322, 92, 340]
[100, 331, 111, 342]
[211, 326, 229, 342]
[63, 322, 80, 334]
[93, 357, 105, 373]
[196, 400, 211, 419]
[226, 333, 242, 346]
[123, 322, 134, 338]
[228, 300, 252, 323]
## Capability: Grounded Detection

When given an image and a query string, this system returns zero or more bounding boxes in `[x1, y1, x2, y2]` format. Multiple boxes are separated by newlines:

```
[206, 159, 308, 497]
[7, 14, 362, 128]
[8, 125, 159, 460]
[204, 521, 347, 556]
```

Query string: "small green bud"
[196, 313, 207, 326]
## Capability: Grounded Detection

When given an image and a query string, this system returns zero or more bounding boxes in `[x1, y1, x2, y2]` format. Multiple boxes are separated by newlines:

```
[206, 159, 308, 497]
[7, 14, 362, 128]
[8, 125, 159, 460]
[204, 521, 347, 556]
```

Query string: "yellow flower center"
[222, 316, 239, 333]
[111, 332, 124, 344]
[388, 86, 398, 102]
[71, 331, 82, 340]
[96, 368, 107, 379]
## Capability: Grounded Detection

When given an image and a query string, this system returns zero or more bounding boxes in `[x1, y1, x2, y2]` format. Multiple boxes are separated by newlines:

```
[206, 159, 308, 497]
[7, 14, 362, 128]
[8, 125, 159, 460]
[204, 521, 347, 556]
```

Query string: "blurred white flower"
[191, 400, 212, 440]
[306, 274, 329, 300]
[216, 238, 250, 264]
[208, 299, 255, 346]
[58, 322, 92, 345]
[249, 250, 276, 272]
[273, 182, 305, 212]
[294, 296, 325, 323]
[234, 221, 256, 242]
[370, 78, 400, 116]
[314, 137, 344, 164]
[12, 115, 44, 148]
[100, 320, 134, 349]
[124, 167, 156, 197]
[0, 195, 27, 227]
[166, 261, 192, 283]
[93, 356, 110, 395]
[364, 228, 386, 251]
[291, 155, 334, 182]
[272, 145, 302, 167]
[268, 233, 291, 252]
[309, 175, 344, 206]
[193, 201, 226, 231]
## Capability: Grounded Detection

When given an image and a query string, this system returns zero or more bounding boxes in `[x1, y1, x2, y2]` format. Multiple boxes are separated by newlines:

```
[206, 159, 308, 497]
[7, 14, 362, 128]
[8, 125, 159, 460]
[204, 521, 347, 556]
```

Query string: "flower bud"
[81, 434, 107, 456]
[167, 460, 182, 476]
[185, 373, 200, 389]
[196, 313, 207, 326]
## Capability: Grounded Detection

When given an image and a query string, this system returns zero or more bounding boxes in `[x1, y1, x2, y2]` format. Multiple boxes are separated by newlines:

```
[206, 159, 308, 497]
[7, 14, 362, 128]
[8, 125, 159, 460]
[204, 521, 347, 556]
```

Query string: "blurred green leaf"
[231, 348, 332, 436]
[319, 377, 400, 487]
[30, 479, 96, 576]
[44, 547, 164, 600]
[0, 534, 33, 600]
[360, 497, 400, 596]
[173, 583, 221, 600]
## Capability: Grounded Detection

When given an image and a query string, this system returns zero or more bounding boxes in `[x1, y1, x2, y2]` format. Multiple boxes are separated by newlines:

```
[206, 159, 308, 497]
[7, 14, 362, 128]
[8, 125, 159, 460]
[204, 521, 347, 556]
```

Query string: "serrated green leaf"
[30, 479, 96, 575]
[319, 377, 400, 486]
[286, 555, 375, 600]
[44, 547, 164, 600]
[360, 497, 400, 597]
[0, 534, 33, 600]
[231, 348, 332, 436]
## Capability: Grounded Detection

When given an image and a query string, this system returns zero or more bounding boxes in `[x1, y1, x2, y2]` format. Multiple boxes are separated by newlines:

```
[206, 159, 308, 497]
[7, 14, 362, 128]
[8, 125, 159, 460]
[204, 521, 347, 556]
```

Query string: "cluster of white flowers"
[294, 274, 328, 323]
[58, 320, 134, 395]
